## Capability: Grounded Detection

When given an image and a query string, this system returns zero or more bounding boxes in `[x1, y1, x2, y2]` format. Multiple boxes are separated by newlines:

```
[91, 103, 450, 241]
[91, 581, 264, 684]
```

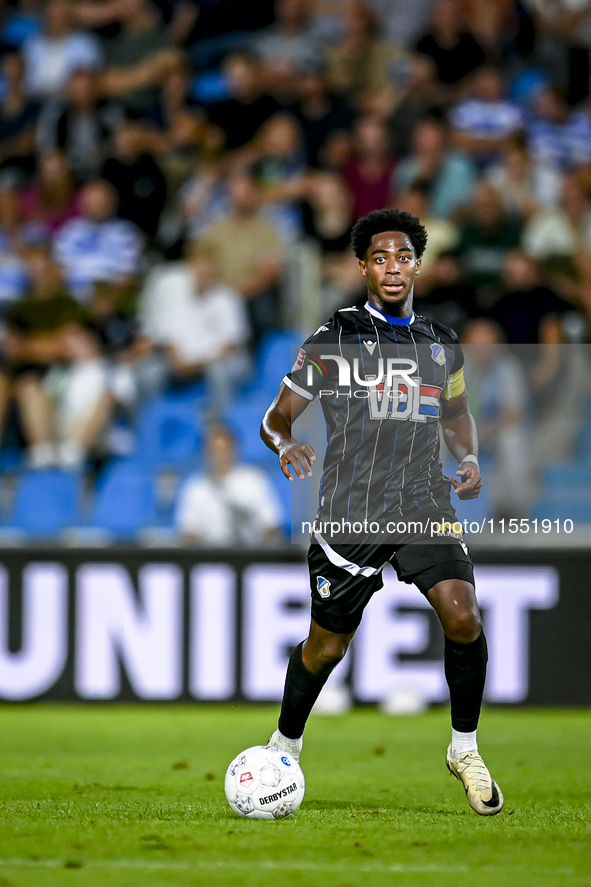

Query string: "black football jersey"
[284, 301, 466, 533]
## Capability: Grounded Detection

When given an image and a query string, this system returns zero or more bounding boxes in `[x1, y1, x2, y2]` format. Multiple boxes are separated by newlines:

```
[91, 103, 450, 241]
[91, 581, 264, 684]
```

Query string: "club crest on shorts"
[430, 343, 446, 365]
[316, 576, 331, 598]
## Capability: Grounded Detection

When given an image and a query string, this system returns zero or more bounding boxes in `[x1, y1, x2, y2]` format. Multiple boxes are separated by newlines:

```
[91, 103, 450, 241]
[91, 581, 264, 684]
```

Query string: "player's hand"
[449, 461, 482, 499]
[279, 441, 316, 481]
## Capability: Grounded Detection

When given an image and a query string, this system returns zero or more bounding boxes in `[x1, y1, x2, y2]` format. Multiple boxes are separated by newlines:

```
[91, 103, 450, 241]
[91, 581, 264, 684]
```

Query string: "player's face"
[359, 231, 421, 315]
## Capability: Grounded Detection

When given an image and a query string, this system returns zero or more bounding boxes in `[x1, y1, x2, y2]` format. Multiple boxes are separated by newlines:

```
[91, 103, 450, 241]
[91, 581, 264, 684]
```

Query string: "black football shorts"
[307, 533, 474, 634]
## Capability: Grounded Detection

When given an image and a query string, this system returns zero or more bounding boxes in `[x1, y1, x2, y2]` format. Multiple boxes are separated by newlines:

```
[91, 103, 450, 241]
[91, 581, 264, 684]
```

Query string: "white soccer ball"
[224, 745, 305, 820]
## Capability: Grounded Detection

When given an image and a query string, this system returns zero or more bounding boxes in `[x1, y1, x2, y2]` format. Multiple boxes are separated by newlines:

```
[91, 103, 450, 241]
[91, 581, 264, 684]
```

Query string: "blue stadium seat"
[0, 447, 23, 473]
[251, 330, 300, 399]
[9, 468, 81, 537]
[542, 463, 591, 489]
[574, 398, 591, 461]
[134, 395, 204, 468]
[530, 498, 591, 523]
[223, 397, 277, 467]
[88, 459, 157, 540]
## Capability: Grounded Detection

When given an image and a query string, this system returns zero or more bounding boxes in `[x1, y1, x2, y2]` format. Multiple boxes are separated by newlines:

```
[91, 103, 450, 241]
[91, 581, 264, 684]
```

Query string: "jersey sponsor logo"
[292, 348, 306, 371]
[430, 343, 446, 365]
[367, 377, 442, 422]
[363, 340, 377, 355]
[316, 576, 331, 598]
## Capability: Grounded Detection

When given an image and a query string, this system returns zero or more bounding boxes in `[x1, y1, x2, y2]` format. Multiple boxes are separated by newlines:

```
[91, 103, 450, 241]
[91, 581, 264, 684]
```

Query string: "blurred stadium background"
[0, 0, 590, 710]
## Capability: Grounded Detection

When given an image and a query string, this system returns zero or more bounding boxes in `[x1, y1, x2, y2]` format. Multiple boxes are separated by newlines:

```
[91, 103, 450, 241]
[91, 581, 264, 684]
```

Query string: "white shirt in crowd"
[53, 216, 143, 299]
[176, 466, 283, 546]
[140, 264, 248, 364]
[24, 30, 103, 97]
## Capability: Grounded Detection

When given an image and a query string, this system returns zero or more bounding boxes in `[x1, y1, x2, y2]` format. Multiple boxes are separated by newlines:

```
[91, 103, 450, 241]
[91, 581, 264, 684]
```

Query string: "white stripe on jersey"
[314, 533, 388, 576]
[283, 375, 315, 401]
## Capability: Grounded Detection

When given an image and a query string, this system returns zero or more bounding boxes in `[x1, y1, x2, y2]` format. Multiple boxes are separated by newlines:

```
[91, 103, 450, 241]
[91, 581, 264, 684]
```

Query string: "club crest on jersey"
[316, 576, 331, 598]
[430, 343, 446, 365]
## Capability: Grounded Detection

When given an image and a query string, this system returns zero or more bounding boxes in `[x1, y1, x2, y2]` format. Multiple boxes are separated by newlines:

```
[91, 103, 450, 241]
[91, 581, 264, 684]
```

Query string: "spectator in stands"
[326, 0, 404, 99]
[0, 50, 40, 189]
[23, 0, 102, 99]
[0, 246, 112, 468]
[367, 0, 435, 50]
[485, 135, 563, 219]
[522, 171, 591, 263]
[523, 0, 591, 105]
[101, 120, 167, 241]
[0, 233, 28, 309]
[151, 62, 208, 177]
[456, 180, 523, 307]
[206, 52, 280, 153]
[53, 178, 143, 300]
[397, 183, 459, 285]
[100, 0, 182, 118]
[412, 250, 477, 330]
[386, 54, 448, 157]
[490, 250, 573, 344]
[180, 159, 230, 241]
[415, 0, 486, 90]
[37, 67, 125, 182]
[289, 59, 354, 169]
[450, 66, 524, 166]
[191, 170, 284, 345]
[254, 0, 326, 83]
[461, 0, 519, 67]
[528, 314, 591, 467]
[19, 149, 80, 240]
[525, 85, 591, 172]
[165, 0, 275, 74]
[138, 254, 250, 412]
[303, 171, 354, 257]
[249, 113, 307, 243]
[393, 116, 477, 219]
[342, 115, 396, 220]
[302, 171, 360, 313]
[176, 424, 283, 546]
[461, 318, 533, 518]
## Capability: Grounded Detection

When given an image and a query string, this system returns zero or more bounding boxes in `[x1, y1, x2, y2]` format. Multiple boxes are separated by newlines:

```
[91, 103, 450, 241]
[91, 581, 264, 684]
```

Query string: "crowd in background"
[1, 0, 591, 537]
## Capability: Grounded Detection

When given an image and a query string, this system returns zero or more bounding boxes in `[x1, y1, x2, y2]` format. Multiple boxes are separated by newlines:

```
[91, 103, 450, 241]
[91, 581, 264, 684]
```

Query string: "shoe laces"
[459, 751, 491, 793]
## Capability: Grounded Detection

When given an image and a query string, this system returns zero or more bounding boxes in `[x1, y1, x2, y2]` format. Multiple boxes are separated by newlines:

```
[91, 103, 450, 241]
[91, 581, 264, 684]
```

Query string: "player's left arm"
[440, 388, 482, 500]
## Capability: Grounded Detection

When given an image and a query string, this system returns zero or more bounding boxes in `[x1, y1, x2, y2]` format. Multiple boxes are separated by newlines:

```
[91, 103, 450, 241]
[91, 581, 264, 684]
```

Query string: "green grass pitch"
[0, 705, 590, 887]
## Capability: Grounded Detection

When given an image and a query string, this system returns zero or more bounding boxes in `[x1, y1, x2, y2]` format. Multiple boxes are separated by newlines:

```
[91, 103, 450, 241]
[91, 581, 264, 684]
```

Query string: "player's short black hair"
[351, 209, 428, 260]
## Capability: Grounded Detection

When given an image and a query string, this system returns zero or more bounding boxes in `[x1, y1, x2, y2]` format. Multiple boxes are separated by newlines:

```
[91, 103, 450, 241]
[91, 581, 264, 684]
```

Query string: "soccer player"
[260, 208, 504, 815]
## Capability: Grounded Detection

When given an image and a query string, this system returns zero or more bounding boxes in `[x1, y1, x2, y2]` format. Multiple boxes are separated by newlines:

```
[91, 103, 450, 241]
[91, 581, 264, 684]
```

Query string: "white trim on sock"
[451, 728, 478, 755]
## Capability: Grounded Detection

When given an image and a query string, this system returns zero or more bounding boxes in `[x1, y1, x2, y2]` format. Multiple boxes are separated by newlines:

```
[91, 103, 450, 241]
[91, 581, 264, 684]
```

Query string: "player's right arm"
[261, 384, 316, 481]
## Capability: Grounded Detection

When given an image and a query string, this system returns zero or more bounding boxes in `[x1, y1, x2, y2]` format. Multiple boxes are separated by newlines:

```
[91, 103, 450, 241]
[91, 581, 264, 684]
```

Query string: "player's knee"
[305, 636, 349, 675]
[445, 609, 482, 643]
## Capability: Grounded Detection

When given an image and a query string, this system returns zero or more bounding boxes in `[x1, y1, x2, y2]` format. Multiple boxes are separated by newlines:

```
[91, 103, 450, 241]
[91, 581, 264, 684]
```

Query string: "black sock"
[277, 642, 330, 739]
[444, 631, 488, 733]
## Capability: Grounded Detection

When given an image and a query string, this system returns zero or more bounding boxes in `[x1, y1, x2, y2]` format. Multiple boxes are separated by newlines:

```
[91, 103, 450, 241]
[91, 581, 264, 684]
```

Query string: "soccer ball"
[224, 745, 305, 820]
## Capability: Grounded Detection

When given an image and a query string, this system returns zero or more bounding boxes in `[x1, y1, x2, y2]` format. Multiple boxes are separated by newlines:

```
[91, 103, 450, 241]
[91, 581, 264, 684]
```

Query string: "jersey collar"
[365, 301, 415, 326]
